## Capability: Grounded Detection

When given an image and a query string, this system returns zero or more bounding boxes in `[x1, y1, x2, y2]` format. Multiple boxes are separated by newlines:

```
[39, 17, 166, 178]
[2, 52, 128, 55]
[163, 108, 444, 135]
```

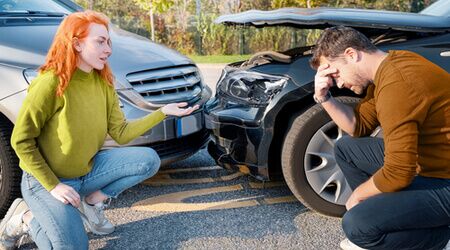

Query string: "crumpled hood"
[216, 7, 450, 32]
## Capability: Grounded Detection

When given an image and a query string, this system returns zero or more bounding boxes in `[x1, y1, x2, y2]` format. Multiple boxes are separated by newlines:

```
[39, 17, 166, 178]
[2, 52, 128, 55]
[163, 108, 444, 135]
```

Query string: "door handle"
[440, 51, 450, 57]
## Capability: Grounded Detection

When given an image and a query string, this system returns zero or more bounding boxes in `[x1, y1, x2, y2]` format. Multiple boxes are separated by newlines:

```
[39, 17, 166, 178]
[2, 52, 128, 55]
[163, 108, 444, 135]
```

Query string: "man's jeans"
[335, 136, 450, 250]
[21, 147, 160, 250]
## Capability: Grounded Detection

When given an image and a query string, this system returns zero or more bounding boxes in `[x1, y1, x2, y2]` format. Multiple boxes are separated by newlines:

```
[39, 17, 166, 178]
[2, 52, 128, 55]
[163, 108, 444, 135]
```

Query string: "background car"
[0, 0, 211, 217]
[205, 0, 450, 217]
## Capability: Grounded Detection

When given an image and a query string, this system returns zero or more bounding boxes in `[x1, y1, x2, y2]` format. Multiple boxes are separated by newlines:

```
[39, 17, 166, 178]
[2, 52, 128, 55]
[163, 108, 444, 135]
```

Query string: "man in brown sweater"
[310, 26, 450, 250]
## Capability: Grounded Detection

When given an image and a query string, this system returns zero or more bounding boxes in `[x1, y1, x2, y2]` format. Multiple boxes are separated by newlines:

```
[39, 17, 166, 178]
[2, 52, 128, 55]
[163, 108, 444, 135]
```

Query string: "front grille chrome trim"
[126, 65, 203, 104]
[126, 66, 198, 82]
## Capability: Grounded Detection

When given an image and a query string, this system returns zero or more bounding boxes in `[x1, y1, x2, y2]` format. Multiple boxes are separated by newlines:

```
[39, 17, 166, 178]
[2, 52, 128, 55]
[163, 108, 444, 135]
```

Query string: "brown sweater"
[354, 50, 450, 192]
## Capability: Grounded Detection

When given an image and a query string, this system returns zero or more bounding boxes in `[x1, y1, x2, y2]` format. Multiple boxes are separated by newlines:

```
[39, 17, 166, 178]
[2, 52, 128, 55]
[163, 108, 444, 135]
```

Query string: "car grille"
[126, 65, 203, 104]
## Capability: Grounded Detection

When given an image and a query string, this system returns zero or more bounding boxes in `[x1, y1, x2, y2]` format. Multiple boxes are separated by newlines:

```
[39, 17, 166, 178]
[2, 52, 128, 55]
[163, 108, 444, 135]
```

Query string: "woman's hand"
[50, 183, 81, 207]
[161, 102, 199, 117]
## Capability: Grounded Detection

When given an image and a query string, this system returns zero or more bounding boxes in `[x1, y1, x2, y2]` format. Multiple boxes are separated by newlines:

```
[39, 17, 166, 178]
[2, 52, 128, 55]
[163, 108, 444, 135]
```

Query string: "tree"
[73, 0, 438, 56]
[271, 0, 330, 8]
[134, 0, 174, 41]
[88, 0, 94, 9]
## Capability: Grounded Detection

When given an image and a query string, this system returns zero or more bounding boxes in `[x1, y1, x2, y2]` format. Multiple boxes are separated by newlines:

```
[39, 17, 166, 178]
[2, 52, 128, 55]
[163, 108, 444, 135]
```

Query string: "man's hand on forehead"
[314, 63, 338, 101]
[318, 63, 338, 79]
[318, 63, 330, 71]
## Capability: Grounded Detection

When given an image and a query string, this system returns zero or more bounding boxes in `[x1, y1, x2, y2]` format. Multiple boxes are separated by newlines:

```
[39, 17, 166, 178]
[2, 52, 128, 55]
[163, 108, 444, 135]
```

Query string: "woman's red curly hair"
[40, 10, 114, 96]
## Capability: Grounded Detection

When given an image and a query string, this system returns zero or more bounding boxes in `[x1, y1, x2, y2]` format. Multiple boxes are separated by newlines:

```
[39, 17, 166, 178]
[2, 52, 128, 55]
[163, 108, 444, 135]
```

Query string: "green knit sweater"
[11, 68, 166, 191]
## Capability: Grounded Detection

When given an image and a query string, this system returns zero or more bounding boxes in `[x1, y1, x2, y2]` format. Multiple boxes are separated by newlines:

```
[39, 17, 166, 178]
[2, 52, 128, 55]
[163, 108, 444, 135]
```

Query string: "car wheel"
[0, 122, 22, 218]
[281, 96, 360, 217]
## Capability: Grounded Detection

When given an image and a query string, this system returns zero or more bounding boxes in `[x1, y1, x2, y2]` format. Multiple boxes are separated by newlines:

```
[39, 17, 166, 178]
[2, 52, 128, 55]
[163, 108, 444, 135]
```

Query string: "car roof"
[216, 6, 450, 33]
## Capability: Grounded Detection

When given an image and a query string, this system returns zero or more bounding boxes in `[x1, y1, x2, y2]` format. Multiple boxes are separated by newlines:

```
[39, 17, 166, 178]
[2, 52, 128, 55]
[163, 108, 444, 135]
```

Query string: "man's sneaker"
[340, 238, 367, 250]
[0, 198, 30, 250]
[78, 198, 114, 235]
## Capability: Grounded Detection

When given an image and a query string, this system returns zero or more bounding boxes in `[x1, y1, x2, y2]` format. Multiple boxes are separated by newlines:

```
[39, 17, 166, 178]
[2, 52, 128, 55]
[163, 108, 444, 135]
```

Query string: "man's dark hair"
[310, 26, 378, 69]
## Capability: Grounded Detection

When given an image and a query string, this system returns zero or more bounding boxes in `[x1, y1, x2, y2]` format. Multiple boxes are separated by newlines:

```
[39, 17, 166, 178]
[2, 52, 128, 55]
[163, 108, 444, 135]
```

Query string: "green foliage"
[188, 54, 252, 63]
[74, 0, 436, 56]
[134, 0, 174, 13]
[272, 0, 304, 8]
[195, 14, 239, 55]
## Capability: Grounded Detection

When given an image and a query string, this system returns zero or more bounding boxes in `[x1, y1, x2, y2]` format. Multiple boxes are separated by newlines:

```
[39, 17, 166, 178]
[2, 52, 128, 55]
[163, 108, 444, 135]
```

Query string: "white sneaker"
[0, 198, 30, 250]
[340, 238, 367, 250]
[78, 198, 114, 235]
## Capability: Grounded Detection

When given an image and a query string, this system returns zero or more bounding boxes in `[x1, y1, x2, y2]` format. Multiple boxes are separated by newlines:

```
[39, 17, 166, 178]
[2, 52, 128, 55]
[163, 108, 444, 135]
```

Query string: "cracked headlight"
[217, 69, 288, 105]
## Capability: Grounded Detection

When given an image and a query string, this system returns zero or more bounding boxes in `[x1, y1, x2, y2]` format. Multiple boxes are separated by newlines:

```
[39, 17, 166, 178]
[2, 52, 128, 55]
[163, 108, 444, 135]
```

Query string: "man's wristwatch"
[313, 91, 332, 104]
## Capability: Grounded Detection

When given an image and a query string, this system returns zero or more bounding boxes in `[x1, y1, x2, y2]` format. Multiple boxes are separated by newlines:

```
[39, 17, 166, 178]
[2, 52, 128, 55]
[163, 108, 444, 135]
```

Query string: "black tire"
[0, 121, 22, 218]
[281, 96, 360, 217]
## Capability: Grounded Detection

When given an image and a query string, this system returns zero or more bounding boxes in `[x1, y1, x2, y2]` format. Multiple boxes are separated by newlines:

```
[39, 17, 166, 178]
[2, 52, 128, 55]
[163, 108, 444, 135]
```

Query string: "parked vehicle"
[205, 0, 450, 217]
[0, 0, 211, 217]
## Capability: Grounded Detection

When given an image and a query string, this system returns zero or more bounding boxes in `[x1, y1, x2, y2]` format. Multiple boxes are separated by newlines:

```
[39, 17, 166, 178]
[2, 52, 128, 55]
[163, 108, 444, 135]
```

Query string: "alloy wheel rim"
[303, 121, 352, 205]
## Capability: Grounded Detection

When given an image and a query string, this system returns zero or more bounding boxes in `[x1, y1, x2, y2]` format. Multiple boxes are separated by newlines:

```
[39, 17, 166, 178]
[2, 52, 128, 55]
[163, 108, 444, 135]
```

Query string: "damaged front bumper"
[204, 97, 271, 180]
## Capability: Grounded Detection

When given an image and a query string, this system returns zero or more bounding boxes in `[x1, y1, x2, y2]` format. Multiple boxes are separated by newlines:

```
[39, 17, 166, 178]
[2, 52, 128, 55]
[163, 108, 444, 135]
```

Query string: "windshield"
[0, 0, 72, 14]
[420, 0, 450, 16]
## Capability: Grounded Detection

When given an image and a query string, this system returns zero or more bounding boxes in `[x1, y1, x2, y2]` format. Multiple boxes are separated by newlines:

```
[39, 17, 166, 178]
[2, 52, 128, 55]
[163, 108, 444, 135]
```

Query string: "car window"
[0, 0, 71, 13]
[420, 0, 449, 17]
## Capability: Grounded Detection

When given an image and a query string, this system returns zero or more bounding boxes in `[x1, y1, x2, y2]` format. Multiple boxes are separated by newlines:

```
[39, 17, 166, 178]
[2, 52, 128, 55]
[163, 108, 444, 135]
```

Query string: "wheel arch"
[0, 111, 14, 128]
[279, 96, 361, 217]
[268, 94, 315, 178]
[0, 110, 22, 218]
[267, 87, 359, 178]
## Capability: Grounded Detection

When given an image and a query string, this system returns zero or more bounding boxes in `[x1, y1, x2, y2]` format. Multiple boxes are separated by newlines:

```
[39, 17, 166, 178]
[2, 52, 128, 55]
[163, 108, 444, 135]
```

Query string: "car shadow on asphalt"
[94, 201, 307, 249]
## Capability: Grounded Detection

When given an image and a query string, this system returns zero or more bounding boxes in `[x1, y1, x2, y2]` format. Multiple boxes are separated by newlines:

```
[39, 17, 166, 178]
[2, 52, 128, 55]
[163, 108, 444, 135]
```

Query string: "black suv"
[0, 0, 211, 217]
[205, 0, 450, 217]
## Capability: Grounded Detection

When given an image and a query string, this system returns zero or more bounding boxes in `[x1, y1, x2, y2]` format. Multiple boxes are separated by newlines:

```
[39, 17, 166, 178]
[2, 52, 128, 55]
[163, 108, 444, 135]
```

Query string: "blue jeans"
[335, 136, 450, 250]
[21, 147, 160, 250]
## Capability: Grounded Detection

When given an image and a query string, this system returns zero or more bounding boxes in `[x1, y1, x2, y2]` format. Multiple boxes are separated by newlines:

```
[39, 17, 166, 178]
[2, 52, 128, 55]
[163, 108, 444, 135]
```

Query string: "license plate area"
[176, 111, 203, 138]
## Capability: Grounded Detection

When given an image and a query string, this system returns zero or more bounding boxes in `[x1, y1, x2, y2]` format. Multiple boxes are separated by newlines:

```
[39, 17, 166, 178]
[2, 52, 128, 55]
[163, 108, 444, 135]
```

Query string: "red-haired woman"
[0, 10, 198, 249]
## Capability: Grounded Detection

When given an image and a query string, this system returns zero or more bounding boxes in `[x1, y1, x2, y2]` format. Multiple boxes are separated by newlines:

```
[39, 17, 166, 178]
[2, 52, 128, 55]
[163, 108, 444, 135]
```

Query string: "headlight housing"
[217, 68, 288, 106]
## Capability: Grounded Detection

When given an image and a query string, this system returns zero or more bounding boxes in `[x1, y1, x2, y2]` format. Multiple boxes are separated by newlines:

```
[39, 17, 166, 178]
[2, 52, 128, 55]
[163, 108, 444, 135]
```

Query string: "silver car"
[0, 0, 211, 217]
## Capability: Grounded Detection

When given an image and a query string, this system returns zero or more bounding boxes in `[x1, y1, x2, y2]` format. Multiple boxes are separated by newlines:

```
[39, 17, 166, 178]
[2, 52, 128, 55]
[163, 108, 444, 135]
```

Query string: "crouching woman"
[0, 10, 198, 250]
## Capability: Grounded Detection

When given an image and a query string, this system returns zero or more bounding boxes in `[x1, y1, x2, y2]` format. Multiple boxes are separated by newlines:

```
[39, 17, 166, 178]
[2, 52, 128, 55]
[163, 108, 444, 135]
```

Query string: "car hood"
[215, 8, 450, 32]
[0, 18, 192, 88]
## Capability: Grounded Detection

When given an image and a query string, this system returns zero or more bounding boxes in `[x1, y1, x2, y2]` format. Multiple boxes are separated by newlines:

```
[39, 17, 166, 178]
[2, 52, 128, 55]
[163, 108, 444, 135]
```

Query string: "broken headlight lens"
[217, 69, 288, 105]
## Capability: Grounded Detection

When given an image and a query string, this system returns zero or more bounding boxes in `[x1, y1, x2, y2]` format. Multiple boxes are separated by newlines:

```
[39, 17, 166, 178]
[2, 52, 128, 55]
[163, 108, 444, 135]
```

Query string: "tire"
[0, 121, 22, 218]
[281, 96, 360, 217]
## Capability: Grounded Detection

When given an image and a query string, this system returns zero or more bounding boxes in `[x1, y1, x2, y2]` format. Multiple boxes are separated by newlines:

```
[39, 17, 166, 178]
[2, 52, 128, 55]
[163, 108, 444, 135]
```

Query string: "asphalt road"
[21, 64, 345, 249]
[21, 149, 344, 250]
[92, 149, 344, 250]
[197, 63, 226, 95]
[20, 149, 344, 250]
